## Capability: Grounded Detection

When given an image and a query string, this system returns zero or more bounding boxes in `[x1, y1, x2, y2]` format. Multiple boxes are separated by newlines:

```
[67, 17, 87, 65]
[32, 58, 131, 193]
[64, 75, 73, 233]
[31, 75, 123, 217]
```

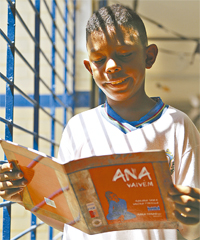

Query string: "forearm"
[178, 222, 200, 240]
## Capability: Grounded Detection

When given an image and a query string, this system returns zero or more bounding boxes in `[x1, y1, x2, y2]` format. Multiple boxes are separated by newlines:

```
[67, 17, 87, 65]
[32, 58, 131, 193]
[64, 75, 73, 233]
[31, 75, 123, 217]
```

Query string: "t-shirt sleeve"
[174, 112, 200, 188]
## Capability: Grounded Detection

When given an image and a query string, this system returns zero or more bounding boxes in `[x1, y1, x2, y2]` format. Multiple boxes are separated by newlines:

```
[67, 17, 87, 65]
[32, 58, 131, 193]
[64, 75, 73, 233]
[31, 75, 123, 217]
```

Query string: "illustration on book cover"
[89, 162, 167, 224]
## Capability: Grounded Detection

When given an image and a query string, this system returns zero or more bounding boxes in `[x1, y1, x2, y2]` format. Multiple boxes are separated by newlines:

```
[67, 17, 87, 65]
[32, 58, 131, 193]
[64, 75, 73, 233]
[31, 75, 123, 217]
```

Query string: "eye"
[119, 52, 132, 58]
[93, 58, 106, 64]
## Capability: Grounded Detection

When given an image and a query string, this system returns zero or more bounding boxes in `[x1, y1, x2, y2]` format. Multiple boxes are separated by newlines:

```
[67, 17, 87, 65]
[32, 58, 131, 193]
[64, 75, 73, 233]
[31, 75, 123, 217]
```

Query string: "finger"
[0, 162, 13, 172]
[169, 194, 200, 209]
[169, 185, 200, 199]
[0, 179, 27, 190]
[0, 171, 23, 181]
[174, 203, 200, 219]
[173, 210, 199, 225]
[0, 188, 23, 201]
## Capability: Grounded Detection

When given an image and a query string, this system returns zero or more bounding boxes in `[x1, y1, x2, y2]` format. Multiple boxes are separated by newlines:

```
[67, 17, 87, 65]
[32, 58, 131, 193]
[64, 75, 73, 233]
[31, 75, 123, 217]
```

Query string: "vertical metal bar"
[30, 215, 37, 240]
[33, 0, 40, 151]
[49, 1, 56, 237]
[5, 0, 15, 142]
[3, 1, 16, 239]
[98, 0, 107, 105]
[50, 0, 56, 157]
[63, 0, 68, 126]
[71, 0, 76, 115]
[30, 1, 41, 240]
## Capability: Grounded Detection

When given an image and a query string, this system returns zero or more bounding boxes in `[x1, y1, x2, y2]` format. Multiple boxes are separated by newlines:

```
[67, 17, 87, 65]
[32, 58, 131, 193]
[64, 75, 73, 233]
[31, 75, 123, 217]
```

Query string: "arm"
[0, 162, 64, 232]
[168, 185, 200, 240]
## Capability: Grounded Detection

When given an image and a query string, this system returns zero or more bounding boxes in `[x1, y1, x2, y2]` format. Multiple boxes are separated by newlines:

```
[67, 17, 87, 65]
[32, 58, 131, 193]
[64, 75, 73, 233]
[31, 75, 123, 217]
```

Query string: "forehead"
[87, 26, 141, 52]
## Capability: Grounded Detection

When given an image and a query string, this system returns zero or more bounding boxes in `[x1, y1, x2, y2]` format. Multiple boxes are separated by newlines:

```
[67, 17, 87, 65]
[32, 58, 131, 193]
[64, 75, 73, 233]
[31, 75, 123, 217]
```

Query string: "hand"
[0, 161, 27, 203]
[168, 184, 200, 225]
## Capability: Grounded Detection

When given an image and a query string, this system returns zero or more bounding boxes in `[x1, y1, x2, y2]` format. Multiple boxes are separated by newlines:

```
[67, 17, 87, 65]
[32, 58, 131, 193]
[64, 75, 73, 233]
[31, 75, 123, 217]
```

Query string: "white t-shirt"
[57, 99, 200, 240]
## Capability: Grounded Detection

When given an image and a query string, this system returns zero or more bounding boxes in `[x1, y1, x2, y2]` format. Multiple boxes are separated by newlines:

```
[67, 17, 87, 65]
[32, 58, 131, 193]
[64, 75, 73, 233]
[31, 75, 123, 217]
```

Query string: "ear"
[145, 44, 158, 69]
[83, 59, 93, 75]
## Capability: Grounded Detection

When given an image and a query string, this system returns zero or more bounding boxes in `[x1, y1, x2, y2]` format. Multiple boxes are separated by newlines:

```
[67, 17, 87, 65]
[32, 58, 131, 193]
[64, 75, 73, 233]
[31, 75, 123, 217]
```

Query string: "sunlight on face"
[85, 25, 147, 104]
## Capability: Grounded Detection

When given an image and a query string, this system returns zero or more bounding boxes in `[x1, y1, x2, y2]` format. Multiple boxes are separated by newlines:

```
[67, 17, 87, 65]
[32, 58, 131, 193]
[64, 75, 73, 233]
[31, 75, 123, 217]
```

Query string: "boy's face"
[84, 25, 157, 105]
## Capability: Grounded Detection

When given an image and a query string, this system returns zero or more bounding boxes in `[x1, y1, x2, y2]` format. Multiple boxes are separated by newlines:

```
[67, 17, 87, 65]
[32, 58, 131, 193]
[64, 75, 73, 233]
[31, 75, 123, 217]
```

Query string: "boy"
[0, 4, 199, 240]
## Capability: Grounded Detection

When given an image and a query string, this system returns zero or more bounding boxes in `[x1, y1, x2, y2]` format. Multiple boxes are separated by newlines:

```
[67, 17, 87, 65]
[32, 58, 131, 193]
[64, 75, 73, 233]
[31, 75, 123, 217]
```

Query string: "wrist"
[178, 222, 200, 240]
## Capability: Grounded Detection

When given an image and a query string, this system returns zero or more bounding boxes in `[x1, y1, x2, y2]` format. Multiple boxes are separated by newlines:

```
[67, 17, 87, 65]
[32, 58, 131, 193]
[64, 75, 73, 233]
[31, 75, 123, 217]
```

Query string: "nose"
[105, 58, 121, 74]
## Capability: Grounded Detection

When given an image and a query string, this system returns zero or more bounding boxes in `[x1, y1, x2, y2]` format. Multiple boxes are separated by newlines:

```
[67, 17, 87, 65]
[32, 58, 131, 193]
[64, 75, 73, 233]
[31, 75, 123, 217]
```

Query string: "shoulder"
[61, 105, 103, 141]
[67, 105, 102, 126]
[163, 105, 197, 127]
[165, 105, 200, 144]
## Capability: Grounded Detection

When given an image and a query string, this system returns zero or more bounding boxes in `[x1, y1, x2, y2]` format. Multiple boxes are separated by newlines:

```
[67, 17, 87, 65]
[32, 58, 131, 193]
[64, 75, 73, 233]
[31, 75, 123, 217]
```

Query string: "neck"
[107, 93, 156, 122]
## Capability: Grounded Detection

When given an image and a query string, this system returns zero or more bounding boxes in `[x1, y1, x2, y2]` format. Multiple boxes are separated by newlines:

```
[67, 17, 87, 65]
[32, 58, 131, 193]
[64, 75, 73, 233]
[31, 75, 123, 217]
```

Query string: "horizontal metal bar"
[39, 76, 70, 101]
[27, 0, 40, 16]
[43, 0, 74, 39]
[39, 2, 74, 62]
[0, 73, 66, 126]
[40, 15, 74, 60]
[0, 116, 10, 125]
[15, 8, 39, 46]
[38, 81, 69, 109]
[39, 25, 73, 70]
[0, 72, 38, 107]
[0, 116, 36, 135]
[15, 46, 37, 74]
[0, 28, 13, 46]
[54, 0, 67, 23]
[42, 1, 73, 57]
[0, 160, 8, 164]
[11, 222, 44, 240]
[6, 0, 14, 8]
[39, 47, 73, 86]
[38, 27, 73, 79]
[0, 201, 15, 208]
[0, 72, 12, 85]
[42, 0, 74, 55]
[0, 111, 63, 146]
[0, 116, 60, 146]
[0, 92, 90, 108]
[1, 118, 61, 146]
[0, 31, 38, 77]
[53, 232, 63, 240]
[63, 0, 74, 20]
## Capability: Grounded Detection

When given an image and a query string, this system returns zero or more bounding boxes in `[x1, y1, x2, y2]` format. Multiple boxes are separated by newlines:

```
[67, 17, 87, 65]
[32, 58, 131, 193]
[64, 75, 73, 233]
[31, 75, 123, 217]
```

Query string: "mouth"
[107, 77, 128, 85]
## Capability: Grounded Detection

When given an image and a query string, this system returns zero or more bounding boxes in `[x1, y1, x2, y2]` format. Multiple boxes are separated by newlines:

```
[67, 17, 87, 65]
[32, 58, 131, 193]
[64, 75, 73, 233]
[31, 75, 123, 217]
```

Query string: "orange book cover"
[0, 139, 177, 234]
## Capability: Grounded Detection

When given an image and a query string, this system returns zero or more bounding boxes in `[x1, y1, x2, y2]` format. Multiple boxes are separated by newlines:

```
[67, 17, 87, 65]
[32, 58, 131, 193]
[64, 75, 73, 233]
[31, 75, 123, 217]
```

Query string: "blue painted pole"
[63, 0, 68, 126]
[71, 0, 76, 115]
[48, 0, 57, 238]
[3, 1, 16, 239]
[50, 0, 56, 158]
[30, 1, 41, 239]
[33, 0, 40, 151]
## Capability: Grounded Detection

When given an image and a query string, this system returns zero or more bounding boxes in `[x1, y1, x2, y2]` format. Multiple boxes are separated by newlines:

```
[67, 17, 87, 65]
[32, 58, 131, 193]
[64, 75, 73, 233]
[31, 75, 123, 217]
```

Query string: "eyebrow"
[90, 44, 135, 55]
[90, 48, 104, 54]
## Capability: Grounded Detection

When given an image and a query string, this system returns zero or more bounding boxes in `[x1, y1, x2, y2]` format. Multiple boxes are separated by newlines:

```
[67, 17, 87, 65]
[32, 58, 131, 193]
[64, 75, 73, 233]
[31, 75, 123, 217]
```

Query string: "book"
[0, 138, 177, 234]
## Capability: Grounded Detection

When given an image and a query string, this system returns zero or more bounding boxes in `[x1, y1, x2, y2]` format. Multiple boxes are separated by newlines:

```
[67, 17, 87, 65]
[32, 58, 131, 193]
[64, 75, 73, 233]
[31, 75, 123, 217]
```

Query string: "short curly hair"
[86, 4, 148, 46]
